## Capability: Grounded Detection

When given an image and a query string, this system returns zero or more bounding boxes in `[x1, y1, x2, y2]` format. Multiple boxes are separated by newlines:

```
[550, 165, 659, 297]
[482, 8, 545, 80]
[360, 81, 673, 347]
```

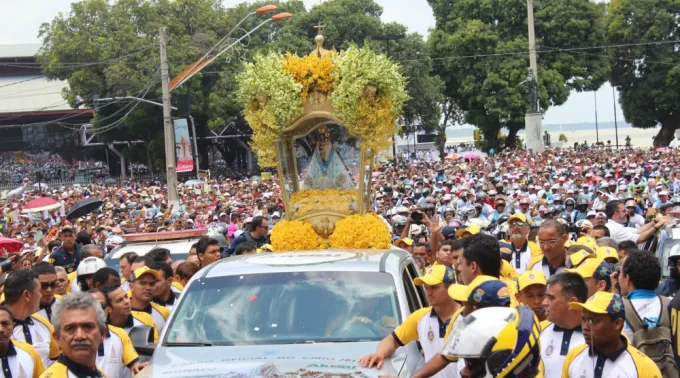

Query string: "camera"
[411, 211, 423, 224]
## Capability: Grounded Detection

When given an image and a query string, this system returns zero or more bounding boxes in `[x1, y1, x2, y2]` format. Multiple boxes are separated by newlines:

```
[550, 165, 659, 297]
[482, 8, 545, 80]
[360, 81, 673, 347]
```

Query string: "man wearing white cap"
[654, 190, 672, 208]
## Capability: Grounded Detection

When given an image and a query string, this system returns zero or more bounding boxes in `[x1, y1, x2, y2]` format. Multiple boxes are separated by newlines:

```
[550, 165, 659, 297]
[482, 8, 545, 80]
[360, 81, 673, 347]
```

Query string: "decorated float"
[236, 26, 408, 250]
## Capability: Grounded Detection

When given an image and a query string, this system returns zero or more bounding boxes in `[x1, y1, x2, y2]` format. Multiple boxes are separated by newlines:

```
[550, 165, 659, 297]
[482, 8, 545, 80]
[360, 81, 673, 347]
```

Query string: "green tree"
[606, 0, 680, 147]
[427, 0, 609, 151]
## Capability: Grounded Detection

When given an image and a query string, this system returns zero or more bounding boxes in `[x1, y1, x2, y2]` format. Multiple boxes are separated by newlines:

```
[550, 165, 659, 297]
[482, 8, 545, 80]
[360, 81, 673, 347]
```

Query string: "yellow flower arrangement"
[270, 219, 327, 251]
[329, 213, 392, 249]
[283, 52, 335, 103]
[290, 189, 357, 217]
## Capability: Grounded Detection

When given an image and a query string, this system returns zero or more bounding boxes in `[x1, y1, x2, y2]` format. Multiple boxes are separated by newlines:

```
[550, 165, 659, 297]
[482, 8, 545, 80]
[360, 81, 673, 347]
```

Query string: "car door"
[399, 260, 427, 377]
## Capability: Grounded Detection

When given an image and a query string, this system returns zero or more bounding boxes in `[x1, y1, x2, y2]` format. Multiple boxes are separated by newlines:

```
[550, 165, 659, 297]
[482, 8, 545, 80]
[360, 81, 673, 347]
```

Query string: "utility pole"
[613, 86, 619, 149]
[159, 27, 179, 209]
[524, 0, 544, 153]
[594, 91, 599, 144]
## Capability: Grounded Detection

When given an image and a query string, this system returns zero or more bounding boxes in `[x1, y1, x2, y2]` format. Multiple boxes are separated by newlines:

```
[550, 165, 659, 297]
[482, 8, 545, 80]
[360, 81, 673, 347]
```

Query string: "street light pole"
[159, 27, 180, 209]
[594, 91, 599, 144]
[524, 0, 544, 153]
[371, 33, 405, 163]
[613, 86, 619, 149]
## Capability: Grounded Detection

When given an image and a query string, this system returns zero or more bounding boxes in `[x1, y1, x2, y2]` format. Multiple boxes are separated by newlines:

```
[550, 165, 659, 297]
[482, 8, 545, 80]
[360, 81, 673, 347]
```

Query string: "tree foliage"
[37, 0, 441, 169]
[606, 0, 680, 147]
[427, 0, 609, 151]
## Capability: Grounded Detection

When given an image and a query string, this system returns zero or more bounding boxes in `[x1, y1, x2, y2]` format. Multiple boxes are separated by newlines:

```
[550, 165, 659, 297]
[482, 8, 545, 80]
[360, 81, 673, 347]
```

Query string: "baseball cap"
[515, 271, 547, 291]
[447, 275, 497, 301]
[587, 210, 597, 218]
[395, 237, 414, 247]
[414, 265, 457, 286]
[567, 249, 596, 269]
[596, 246, 619, 262]
[500, 260, 519, 280]
[595, 212, 607, 219]
[130, 266, 160, 282]
[60, 225, 75, 234]
[507, 213, 527, 224]
[568, 258, 611, 281]
[569, 291, 625, 320]
[441, 226, 456, 240]
[467, 280, 512, 308]
[456, 224, 480, 238]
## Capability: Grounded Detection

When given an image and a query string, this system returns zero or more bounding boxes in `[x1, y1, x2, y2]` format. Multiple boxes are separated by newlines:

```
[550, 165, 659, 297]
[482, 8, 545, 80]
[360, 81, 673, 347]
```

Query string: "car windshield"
[164, 271, 400, 345]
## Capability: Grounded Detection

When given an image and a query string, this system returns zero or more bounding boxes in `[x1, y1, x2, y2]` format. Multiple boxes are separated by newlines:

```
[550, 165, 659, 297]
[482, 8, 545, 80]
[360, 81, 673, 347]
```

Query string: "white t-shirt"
[606, 220, 639, 244]
[539, 322, 585, 378]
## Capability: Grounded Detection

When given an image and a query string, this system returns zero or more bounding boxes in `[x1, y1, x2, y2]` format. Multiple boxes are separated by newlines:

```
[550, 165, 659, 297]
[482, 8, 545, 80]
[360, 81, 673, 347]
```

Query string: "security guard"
[129, 267, 169, 341]
[440, 306, 542, 378]
[409, 277, 513, 378]
[90, 291, 145, 378]
[0, 305, 45, 378]
[32, 263, 61, 323]
[514, 270, 547, 322]
[40, 293, 107, 378]
[503, 213, 538, 274]
[47, 227, 82, 274]
[358, 265, 459, 378]
[100, 283, 159, 343]
[529, 220, 568, 279]
[567, 257, 612, 298]
[565, 291, 662, 377]
[539, 272, 588, 378]
[4, 270, 59, 368]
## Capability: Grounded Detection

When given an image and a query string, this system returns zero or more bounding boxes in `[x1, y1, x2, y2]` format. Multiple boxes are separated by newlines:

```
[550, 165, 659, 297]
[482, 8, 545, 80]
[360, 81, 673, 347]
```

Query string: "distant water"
[445, 121, 635, 138]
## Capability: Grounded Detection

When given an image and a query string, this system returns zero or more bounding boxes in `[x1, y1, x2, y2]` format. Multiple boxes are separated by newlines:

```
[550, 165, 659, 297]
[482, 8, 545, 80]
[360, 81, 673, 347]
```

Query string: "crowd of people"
[0, 146, 679, 377]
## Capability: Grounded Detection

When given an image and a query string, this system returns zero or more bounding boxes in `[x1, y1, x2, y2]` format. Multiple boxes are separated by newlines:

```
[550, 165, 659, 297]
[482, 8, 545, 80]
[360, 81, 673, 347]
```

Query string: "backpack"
[624, 296, 679, 378]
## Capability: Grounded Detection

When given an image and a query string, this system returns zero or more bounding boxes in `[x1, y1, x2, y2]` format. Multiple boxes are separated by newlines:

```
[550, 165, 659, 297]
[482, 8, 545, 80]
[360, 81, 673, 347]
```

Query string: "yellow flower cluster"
[353, 96, 396, 157]
[329, 213, 392, 249]
[270, 219, 327, 251]
[243, 108, 279, 167]
[283, 52, 335, 104]
[290, 189, 357, 217]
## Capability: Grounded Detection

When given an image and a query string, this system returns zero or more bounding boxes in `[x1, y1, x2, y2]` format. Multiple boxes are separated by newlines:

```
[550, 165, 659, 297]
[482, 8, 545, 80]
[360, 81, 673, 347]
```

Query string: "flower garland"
[236, 53, 303, 167]
[270, 213, 392, 251]
[283, 52, 335, 104]
[290, 189, 357, 217]
[329, 213, 392, 249]
[331, 46, 409, 158]
[270, 219, 327, 251]
[236, 46, 408, 166]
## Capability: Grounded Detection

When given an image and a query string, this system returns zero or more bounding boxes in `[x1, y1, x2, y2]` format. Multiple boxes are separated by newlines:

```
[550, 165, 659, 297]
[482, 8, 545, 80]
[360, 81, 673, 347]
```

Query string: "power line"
[0, 43, 157, 69]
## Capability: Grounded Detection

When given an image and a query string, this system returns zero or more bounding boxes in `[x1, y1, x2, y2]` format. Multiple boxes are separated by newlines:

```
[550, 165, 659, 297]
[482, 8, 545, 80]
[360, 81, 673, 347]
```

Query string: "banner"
[173, 118, 194, 173]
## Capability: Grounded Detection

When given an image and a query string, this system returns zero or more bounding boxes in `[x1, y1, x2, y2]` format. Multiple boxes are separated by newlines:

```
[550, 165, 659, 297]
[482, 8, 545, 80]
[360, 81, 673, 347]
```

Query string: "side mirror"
[129, 325, 155, 356]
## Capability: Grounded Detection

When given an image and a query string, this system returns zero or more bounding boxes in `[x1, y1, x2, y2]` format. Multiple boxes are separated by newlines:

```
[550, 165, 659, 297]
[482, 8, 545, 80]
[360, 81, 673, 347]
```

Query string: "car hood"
[137, 342, 407, 378]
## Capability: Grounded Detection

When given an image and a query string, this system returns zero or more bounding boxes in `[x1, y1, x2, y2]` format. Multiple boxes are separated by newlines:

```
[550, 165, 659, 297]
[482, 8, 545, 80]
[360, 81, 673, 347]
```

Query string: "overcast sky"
[0, 0, 626, 125]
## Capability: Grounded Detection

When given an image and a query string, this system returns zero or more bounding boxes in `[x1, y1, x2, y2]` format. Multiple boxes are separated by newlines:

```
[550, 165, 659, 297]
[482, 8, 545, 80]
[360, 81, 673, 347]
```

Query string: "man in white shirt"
[626, 200, 646, 229]
[605, 199, 670, 244]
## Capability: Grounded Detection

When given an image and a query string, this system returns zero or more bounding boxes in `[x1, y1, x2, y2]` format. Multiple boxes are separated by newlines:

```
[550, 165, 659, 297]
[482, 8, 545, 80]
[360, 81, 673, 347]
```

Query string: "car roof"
[201, 248, 411, 278]
[108, 238, 200, 259]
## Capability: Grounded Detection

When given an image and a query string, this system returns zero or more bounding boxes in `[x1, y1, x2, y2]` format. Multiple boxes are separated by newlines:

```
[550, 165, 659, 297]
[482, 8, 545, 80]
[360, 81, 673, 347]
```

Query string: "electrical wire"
[0, 43, 156, 69]
[0, 76, 47, 89]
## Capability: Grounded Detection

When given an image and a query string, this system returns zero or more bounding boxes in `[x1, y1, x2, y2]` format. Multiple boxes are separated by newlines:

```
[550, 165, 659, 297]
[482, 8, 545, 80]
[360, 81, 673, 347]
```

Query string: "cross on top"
[314, 23, 325, 35]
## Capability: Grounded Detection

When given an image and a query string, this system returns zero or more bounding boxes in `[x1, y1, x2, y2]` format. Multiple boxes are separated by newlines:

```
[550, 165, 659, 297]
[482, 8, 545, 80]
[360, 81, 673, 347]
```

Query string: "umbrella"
[0, 236, 23, 254]
[445, 153, 461, 160]
[66, 197, 104, 221]
[463, 153, 480, 160]
[184, 179, 202, 187]
[21, 197, 61, 213]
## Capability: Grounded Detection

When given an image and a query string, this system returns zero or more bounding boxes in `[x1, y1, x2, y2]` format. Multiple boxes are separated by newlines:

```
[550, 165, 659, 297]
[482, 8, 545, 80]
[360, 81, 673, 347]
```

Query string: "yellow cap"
[507, 213, 527, 224]
[131, 266, 160, 282]
[576, 236, 597, 250]
[567, 257, 611, 280]
[569, 291, 625, 320]
[260, 244, 274, 252]
[515, 271, 547, 291]
[447, 284, 468, 302]
[567, 249, 596, 268]
[414, 265, 456, 286]
[396, 237, 414, 247]
[500, 260, 519, 280]
[456, 224, 481, 238]
[596, 246, 619, 262]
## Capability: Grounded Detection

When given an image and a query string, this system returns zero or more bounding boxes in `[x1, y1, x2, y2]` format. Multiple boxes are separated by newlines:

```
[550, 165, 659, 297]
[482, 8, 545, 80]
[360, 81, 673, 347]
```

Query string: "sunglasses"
[509, 222, 527, 228]
[40, 281, 58, 290]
